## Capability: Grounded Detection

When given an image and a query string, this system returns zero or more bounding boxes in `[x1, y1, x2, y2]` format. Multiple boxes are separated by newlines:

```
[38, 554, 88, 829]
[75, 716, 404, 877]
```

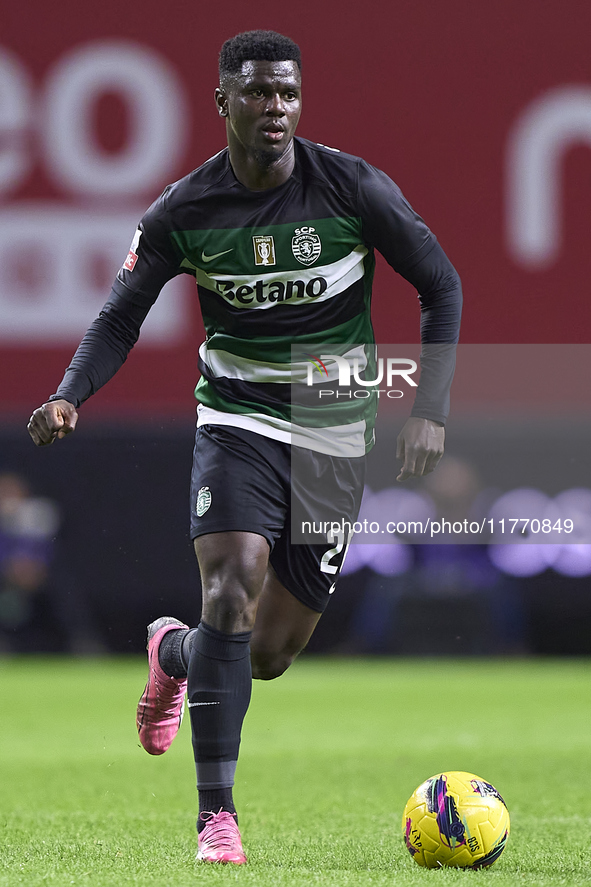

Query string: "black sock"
[181, 629, 197, 671]
[157, 627, 197, 679]
[198, 787, 237, 832]
[187, 622, 252, 832]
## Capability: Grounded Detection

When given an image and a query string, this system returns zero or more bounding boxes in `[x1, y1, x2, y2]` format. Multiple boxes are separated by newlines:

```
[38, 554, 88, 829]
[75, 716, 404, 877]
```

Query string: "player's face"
[217, 60, 302, 166]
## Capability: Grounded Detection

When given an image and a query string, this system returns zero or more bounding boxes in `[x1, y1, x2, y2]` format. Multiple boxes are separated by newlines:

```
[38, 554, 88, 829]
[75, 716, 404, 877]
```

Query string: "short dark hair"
[219, 30, 301, 84]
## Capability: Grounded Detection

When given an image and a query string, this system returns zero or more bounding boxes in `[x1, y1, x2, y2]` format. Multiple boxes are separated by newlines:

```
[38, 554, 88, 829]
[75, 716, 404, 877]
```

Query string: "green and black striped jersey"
[53, 138, 462, 454]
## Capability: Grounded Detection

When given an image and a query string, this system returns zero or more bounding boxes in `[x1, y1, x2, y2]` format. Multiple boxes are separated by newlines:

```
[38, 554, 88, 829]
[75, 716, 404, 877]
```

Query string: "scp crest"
[292, 226, 322, 266]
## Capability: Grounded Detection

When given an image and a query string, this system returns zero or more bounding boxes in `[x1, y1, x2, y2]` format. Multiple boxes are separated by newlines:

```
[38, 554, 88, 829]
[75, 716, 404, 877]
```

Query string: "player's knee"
[251, 647, 294, 681]
[201, 582, 258, 631]
[197, 542, 267, 629]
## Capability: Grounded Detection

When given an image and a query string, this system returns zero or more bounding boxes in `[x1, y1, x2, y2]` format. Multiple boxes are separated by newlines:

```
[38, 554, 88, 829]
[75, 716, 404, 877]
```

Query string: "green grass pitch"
[1, 657, 590, 886]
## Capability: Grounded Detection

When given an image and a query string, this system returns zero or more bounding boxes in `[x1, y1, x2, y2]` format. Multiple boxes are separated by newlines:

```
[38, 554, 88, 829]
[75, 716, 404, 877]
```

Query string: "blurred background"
[2, 0, 590, 656]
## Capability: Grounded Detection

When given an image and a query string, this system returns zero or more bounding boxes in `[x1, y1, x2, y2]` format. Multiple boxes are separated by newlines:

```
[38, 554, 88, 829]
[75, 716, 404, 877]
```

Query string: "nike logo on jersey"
[201, 249, 233, 263]
[188, 701, 221, 707]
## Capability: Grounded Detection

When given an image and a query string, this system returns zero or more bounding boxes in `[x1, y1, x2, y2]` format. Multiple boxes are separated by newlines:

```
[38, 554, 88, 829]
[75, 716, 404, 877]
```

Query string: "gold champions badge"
[253, 235, 276, 266]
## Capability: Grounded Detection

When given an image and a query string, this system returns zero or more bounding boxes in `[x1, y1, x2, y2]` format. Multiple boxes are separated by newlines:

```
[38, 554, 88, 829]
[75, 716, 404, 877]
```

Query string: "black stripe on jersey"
[198, 355, 291, 407]
[197, 277, 369, 339]
[198, 357, 356, 411]
[196, 375, 372, 434]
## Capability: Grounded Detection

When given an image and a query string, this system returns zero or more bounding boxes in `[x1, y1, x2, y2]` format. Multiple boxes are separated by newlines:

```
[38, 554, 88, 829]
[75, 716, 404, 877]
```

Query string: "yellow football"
[402, 771, 510, 869]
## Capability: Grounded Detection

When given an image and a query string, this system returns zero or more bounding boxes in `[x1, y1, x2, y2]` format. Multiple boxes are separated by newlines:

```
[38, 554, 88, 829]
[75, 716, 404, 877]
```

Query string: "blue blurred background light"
[487, 487, 591, 577]
[353, 485, 435, 543]
[487, 543, 557, 577]
[551, 545, 591, 577]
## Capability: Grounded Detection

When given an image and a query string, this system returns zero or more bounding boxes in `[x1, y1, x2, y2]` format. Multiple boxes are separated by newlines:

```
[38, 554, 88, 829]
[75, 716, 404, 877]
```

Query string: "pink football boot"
[136, 616, 188, 755]
[197, 810, 247, 864]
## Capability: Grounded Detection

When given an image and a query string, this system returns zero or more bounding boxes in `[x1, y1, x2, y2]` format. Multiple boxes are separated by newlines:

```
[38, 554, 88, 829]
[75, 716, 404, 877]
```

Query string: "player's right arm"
[25, 290, 147, 447]
[27, 189, 180, 446]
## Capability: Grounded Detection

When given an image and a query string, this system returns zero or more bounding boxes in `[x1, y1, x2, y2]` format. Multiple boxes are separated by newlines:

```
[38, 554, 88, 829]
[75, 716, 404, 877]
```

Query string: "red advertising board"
[2, 0, 590, 419]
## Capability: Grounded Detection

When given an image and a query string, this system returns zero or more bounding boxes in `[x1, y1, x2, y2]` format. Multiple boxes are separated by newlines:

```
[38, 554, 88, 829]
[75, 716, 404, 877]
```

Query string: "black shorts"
[189, 424, 365, 613]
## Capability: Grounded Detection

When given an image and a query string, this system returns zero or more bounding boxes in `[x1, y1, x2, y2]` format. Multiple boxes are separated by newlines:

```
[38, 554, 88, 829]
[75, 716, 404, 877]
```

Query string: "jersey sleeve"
[357, 161, 436, 273]
[357, 160, 463, 424]
[49, 191, 182, 408]
[114, 187, 181, 300]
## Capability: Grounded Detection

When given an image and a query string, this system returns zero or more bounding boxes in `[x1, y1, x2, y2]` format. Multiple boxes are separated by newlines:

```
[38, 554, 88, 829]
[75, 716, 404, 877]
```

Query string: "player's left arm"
[395, 244, 461, 481]
[357, 161, 462, 480]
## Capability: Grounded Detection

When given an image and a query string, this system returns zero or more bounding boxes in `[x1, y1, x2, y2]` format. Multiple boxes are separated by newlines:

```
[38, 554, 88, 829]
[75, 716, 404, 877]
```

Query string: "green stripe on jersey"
[170, 216, 363, 276]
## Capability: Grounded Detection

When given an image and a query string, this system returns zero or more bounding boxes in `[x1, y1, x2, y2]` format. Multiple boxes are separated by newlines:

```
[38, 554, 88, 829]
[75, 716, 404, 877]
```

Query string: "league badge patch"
[292, 226, 321, 266]
[123, 228, 142, 272]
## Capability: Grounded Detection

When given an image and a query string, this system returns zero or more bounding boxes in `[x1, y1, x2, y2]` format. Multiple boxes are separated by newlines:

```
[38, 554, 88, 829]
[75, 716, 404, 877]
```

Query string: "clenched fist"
[27, 400, 78, 447]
